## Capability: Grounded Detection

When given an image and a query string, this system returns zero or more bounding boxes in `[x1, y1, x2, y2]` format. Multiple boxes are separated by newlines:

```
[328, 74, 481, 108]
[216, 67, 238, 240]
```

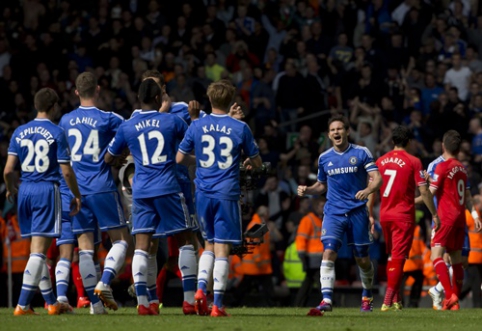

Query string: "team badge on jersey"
[349, 156, 357, 165]
[322, 228, 326, 235]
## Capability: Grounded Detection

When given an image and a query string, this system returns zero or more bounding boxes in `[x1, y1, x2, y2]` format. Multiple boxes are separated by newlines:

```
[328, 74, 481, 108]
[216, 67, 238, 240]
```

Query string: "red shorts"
[167, 237, 179, 258]
[381, 221, 414, 259]
[431, 224, 465, 252]
[46, 239, 59, 261]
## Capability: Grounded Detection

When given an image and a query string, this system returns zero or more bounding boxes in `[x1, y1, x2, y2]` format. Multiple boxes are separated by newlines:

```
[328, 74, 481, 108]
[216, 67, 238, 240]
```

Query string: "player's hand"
[355, 189, 370, 200]
[432, 215, 441, 232]
[369, 216, 375, 235]
[229, 102, 245, 119]
[423, 170, 433, 183]
[297, 185, 308, 197]
[70, 197, 81, 216]
[474, 216, 482, 232]
[243, 158, 253, 170]
[6, 188, 18, 203]
[188, 100, 201, 120]
[159, 93, 171, 113]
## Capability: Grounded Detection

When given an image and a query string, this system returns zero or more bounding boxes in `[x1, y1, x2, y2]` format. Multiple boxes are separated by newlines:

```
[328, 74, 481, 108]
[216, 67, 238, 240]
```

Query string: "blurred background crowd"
[1, 0, 482, 308]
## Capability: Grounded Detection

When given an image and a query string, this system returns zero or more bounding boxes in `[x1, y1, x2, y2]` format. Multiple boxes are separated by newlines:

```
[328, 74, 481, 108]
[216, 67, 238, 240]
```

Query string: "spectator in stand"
[444, 53, 472, 101]
[466, 45, 482, 73]
[421, 73, 444, 117]
[276, 62, 305, 133]
[469, 116, 482, 163]
[205, 52, 226, 82]
[226, 41, 260, 73]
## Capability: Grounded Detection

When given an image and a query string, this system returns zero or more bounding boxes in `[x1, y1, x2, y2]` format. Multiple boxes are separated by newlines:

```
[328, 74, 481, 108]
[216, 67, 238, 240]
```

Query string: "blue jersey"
[131, 103, 206, 184]
[178, 114, 259, 201]
[59, 106, 124, 194]
[108, 110, 187, 199]
[8, 119, 70, 183]
[317, 144, 378, 214]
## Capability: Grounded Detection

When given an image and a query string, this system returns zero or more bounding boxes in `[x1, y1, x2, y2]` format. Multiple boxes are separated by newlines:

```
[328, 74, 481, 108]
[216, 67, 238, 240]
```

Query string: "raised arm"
[465, 189, 482, 232]
[297, 181, 327, 196]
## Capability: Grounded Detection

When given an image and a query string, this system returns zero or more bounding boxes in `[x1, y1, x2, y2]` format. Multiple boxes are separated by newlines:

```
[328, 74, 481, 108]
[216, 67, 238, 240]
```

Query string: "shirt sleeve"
[241, 124, 259, 158]
[7, 130, 19, 156]
[107, 125, 127, 156]
[109, 112, 125, 133]
[430, 163, 443, 192]
[178, 124, 194, 155]
[175, 116, 188, 141]
[56, 129, 71, 164]
[413, 157, 427, 187]
[362, 147, 378, 172]
[317, 154, 326, 183]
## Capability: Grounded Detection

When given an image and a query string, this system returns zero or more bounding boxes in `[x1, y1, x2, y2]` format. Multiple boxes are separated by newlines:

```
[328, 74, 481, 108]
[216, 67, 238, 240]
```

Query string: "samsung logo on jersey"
[327, 167, 358, 176]
[202, 124, 232, 135]
[16, 127, 54, 145]
[447, 166, 467, 180]
[69, 117, 98, 128]
[135, 119, 160, 131]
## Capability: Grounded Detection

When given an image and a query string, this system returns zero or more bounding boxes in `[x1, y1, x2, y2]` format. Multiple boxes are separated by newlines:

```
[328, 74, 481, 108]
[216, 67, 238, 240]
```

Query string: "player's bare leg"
[77, 232, 106, 314]
[196, 241, 215, 315]
[15, 236, 59, 316]
[355, 255, 375, 312]
[431, 247, 458, 310]
[94, 227, 130, 311]
[174, 230, 198, 315]
[210, 242, 231, 317]
[308, 249, 336, 316]
[56, 243, 75, 313]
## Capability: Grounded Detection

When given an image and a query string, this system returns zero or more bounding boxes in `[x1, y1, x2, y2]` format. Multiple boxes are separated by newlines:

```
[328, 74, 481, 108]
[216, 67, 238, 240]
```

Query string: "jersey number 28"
[20, 139, 50, 173]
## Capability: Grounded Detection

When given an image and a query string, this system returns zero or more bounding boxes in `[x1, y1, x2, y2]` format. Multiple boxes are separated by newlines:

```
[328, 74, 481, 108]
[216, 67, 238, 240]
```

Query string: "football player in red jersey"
[369, 126, 439, 311]
[429, 130, 481, 310]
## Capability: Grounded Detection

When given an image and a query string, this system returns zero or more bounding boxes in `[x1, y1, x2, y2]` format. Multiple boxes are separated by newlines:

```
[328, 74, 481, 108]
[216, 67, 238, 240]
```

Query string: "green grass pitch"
[1, 307, 481, 331]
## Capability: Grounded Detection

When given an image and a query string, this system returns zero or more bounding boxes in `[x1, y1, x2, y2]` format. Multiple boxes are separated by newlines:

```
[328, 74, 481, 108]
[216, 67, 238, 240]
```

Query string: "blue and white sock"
[147, 254, 158, 304]
[320, 260, 335, 304]
[101, 240, 128, 285]
[197, 251, 214, 294]
[359, 262, 374, 298]
[179, 245, 197, 305]
[79, 250, 100, 305]
[18, 253, 45, 308]
[133, 249, 149, 307]
[94, 262, 102, 282]
[39, 261, 56, 305]
[213, 257, 229, 308]
[55, 258, 71, 303]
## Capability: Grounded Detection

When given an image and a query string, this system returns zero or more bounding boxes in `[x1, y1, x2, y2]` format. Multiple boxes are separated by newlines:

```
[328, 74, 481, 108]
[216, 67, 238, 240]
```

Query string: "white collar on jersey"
[210, 113, 229, 117]
[332, 143, 352, 155]
[79, 106, 97, 109]
[34, 118, 53, 122]
[136, 110, 158, 114]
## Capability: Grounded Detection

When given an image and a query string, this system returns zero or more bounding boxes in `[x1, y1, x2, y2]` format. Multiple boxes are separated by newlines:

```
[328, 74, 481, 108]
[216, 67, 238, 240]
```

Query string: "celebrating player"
[106, 78, 195, 315]
[176, 80, 262, 317]
[428, 130, 481, 310]
[4, 88, 82, 315]
[297, 114, 382, 315]
[59, 72, 130, 314]
[368, 126, 439, 311]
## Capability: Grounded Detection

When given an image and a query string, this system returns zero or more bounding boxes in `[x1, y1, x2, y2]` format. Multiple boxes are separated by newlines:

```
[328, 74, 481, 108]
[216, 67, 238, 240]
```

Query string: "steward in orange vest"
[294, 197, 324, 307]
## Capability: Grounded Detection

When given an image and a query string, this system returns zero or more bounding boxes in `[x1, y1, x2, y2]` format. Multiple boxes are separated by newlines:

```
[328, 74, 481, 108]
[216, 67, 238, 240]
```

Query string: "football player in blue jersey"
[58, 72, 130, 314]
[297, 114, 382, 314]
[177, 80, 262, 317]
[4, 88, 82, 316]
[106, 78, 198, 315]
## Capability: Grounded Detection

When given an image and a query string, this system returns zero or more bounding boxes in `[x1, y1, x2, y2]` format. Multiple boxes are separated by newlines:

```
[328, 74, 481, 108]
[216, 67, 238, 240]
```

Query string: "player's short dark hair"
[207, 80, 236, 111]
[138, 78, 161, 105]
[34, 88, 59, 113]
[328, 114, 349, 130]
[75, 72, 98, 98]
[443, 130, 462, 154]
[392, 125, 413, 147]
[141, 69, 165, 86]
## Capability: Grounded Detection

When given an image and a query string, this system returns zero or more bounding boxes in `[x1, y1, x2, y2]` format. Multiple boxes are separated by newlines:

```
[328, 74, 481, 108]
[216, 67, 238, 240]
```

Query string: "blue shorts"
[73, 191, 127, 234]
[321, 206, 372, 257]
[462, 226, 470, 257]
[18, 182, 61, 238]
[57, 191, 77, 246]
[132, 192, 192, 237]
[195, 191, 242, 245]
[180, 182, 198, 232]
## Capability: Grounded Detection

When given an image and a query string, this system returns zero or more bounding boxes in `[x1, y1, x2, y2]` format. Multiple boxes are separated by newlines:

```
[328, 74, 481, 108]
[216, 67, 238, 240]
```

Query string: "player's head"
[391, 125, 413, 148]
[207, 80, 236, 112]
[138, 78, 162, 110]
[141, 69, 166, 91]
[442, 130, 462, 156]
[75, 72, 99, 99]
[34, 87, 59, 115]
[327, 114, 350, 150]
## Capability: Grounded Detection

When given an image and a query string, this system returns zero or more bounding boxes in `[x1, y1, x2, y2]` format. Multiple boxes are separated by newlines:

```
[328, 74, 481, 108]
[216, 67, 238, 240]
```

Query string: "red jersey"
[430, 158, 467, 227]
[376, 150, 426, 222]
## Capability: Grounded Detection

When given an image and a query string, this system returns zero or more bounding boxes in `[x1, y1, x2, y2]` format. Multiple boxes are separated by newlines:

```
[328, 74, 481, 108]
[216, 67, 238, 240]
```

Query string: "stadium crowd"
[1, 0, 482, 309]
